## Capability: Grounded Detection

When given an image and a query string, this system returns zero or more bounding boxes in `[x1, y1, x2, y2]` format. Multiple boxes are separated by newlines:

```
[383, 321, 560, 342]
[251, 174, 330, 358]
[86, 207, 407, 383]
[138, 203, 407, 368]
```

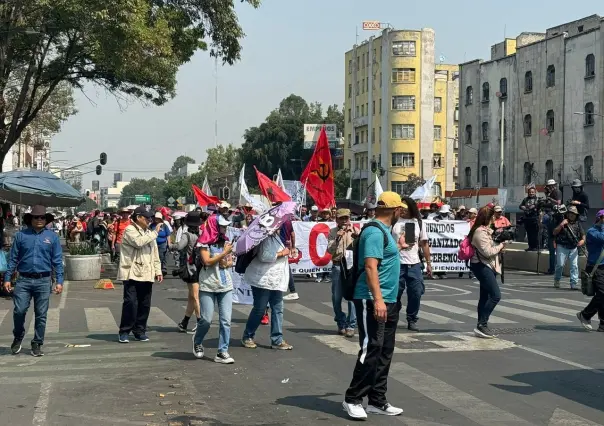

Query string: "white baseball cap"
[311, 206, 319, 212]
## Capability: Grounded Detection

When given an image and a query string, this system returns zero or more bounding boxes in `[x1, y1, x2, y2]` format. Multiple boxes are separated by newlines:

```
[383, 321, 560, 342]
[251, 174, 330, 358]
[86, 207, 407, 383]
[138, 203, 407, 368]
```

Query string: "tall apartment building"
[343, 27, 459, 201]
[458, 15, 604, 191]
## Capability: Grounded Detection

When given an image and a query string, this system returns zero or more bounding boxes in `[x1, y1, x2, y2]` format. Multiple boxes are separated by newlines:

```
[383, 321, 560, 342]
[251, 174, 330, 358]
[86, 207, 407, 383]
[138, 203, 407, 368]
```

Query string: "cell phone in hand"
[404, 222, 415, 245]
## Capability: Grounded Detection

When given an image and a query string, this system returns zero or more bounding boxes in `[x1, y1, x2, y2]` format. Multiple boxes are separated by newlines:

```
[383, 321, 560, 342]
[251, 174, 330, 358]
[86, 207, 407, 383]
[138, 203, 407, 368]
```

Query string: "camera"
[492, 226, 516, 243]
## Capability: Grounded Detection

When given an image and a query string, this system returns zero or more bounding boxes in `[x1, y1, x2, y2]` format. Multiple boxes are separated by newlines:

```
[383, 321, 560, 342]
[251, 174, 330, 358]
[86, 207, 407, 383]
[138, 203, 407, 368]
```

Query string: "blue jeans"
[397, 263, 425, 323]
[331, 265, 356, 330]
[157, 242, 167, 272]
[243, 287, 284, 345]
[194, 290, 232, 353]
[470, 262, 501, 327]
[554, 246, 579, 286]
[12, 276, 52, 344]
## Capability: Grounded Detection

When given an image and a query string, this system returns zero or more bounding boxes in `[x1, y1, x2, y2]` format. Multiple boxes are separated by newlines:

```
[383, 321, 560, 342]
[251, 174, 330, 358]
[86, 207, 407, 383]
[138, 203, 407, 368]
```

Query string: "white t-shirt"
[391, 219, 428, 265]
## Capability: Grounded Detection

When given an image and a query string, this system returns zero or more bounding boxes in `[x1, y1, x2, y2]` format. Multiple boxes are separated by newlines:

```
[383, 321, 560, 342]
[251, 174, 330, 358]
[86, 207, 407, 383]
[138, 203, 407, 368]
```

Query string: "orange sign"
[362, 21, 381, 30]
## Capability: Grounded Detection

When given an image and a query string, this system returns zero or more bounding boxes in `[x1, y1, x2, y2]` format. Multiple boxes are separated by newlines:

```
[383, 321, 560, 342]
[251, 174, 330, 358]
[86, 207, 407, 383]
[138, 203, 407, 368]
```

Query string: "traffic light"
[222, 186, 230, 200]
[100, 152, 107, 165]
[86, 190, 90, 196]
[370, 160, 377, 173]
[379, 166, 385, 177]
[96, 165, 102, 175]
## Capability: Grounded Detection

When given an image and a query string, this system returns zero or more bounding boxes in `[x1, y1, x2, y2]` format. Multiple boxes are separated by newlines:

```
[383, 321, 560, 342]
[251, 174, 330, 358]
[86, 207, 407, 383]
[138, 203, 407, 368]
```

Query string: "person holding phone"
[392, 197, 431, 332]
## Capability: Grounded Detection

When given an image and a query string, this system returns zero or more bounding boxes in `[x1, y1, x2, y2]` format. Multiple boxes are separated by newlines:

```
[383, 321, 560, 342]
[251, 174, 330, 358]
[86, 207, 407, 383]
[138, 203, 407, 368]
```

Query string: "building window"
[434, 125, 442, 140]
[348, 84, 352, 98]
[362, 53, 365, 69]
[392, 40, 416, 56]
[357, 56, 360, 71]
[355, 80, 359, 95]
[465, 86, 473, 105]
[525, 71, 533, 93]
[379, 99, 382, 114]
[348, 109, 351, 122]
[546, 110, 555, 132]
[371, 127, 375, 142]
[392, 152, 415, 167]
[391, 181, 405, 194]
[523, 162, 532, 185]
[348, 59, 352, 74]
[392, 95, 416, 111]
[347, 133, 351, 148]
[433, 154, 442, 168]
[355, 132, 359, 145]
[392, 68, 416, 83]
[481, 122, 489, 141]
[355, 105, 359, 118]
[361, 79, 364, 94]
[585, 155, 594, 181]
[454, 153, 459, 167]
[524, 114, 532, 136]
[586, 54, 596, 77]
[498, 119, 507, 140]
[464, 167, 472, 188]
[361, 104, 364, 116]
[546, 65, 555, 87]
[434, 97, 442, 112]
[585, 102, 595, 125]
[545, 160, 554, 181]
[481, 166, 488, 187]
[348, 159, 352, 170]
[366, 78, 369, 92]
[482, 82, 490, 102]
[465, 125, 472, 144]
[392, 124, 415, 139]
[502, 165, 507, 186]
[372, 100, 375, 115]
[499, 78, 507, 97]
[433, 182, 442, 196]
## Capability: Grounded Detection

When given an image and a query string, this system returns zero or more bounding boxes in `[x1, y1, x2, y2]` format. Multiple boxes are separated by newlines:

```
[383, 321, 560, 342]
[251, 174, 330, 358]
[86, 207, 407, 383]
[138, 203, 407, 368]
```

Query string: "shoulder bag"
[580, 248, 604, 297]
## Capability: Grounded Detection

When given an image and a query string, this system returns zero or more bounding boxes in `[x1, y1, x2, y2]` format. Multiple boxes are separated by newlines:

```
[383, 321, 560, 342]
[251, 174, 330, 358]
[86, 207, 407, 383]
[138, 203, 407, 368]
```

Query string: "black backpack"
[340, 221, 390, 301]
[235, 249, 256, 274]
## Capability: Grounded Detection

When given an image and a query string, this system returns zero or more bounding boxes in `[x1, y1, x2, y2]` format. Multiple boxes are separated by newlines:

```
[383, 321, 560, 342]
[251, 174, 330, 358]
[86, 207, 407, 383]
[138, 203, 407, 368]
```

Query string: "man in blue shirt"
[3, 205, 63, 357]
[343, 191, 403, 420]
[150, 211, 172, 276]
[577, 209, 604, 332]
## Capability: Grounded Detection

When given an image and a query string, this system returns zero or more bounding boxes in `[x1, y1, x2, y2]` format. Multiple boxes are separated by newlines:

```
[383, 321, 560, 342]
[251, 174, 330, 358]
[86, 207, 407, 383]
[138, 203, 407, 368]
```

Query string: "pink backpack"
[457, 236, 475, 261]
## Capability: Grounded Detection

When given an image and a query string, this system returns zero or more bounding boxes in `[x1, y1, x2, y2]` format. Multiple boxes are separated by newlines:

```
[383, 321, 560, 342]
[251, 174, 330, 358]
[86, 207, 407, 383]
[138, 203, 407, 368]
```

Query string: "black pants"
[345, 299, 399, 406]
[288, 272, 296, 292]
[119, 280, 153, 335]
[582, 266, 604, 322]
[525, 220, 539, 250]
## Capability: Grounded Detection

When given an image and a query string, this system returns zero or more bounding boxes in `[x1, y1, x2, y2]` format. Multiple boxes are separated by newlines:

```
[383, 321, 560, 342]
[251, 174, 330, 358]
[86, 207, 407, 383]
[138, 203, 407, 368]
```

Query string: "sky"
[50, 0, 603, 190]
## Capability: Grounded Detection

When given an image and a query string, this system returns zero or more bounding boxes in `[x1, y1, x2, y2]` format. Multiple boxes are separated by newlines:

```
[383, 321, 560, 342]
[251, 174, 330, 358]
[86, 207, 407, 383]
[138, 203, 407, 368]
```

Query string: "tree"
[334, 169, 350, 199]
[402, 174, 426, 196]
[325, 104, 345, 137]
[0, 0, 260, 170]
[70, 181, 82, 192]
[170, 155, 196, 176]
[197, 144, 241, 194]
[78, 197, 98, 211]
[119, 177, 166, 207]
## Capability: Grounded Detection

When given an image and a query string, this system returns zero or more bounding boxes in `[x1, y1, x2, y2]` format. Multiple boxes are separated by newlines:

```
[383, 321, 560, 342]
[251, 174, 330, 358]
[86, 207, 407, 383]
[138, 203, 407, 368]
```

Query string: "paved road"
[0, 270, 602, 425]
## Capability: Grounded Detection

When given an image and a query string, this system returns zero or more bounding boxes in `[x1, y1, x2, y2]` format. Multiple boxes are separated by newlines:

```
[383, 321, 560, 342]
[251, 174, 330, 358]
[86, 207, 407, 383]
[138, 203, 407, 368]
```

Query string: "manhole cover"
[491, 327, 536, 335]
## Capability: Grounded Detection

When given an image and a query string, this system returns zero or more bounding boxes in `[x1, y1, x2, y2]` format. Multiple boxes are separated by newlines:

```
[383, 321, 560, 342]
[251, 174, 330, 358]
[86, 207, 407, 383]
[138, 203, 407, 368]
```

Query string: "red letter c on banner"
[309, 223, 331, 266]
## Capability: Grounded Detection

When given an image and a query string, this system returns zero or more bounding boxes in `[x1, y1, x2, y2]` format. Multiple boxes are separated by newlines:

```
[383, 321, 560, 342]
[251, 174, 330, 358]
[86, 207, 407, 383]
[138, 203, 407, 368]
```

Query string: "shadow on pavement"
[493, 369, 604, 413]
[86, 333, 118, 342]
[152, 351, 199, 361]
[167, 297, 189, 302]
[275, 392, 345, 420]
[534, 325, 590, 332]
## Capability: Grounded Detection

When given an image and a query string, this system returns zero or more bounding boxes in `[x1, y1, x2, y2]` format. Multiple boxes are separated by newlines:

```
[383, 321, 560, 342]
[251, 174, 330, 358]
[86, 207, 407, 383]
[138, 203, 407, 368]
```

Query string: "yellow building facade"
[344, 28, 459, 201]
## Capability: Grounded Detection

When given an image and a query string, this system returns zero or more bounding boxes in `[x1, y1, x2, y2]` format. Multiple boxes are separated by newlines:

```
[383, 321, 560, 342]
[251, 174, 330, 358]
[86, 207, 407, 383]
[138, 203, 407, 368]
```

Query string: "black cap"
[132, 206, 153, 218]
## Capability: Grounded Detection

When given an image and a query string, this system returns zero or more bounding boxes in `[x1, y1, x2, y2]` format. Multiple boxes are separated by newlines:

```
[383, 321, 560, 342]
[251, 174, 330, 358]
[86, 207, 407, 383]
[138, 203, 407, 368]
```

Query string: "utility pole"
[499, 98, 505, 187]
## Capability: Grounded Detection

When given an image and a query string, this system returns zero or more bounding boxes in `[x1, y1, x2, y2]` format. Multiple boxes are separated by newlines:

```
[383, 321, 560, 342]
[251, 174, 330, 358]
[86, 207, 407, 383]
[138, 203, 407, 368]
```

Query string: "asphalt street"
[0, 269, 602, 425]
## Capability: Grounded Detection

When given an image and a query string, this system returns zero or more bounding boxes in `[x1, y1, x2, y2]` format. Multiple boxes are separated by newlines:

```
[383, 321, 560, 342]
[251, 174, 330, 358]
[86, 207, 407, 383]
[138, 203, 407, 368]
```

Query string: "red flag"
[300, 126, 335, 209]
[254, 166, 292, 203]
[192, 184, 219, 206]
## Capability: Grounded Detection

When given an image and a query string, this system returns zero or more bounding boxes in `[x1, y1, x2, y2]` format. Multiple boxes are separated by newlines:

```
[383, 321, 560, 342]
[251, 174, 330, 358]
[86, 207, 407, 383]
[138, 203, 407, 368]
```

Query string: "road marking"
[325, 301, 463, 324]
[148, 307, 175, 327]
[548, 407, 602, 425]
[287, 303, 333, 326]
[456, 300, 571, 324]
[428, 283, 472, 296]
[0, 361, 168, 374]
[53, 412, 149, 425]
[389, 362, 534, 426]
[504, 299, 578, 315]
[232, 304, 295, 327]
[543, 298, 588, 308]
[0, 309, 8, 327]
[28, 308, 60, 336]
[85, 308, 118, 332]
[58, 281, 69, 309]
[421, 300, 516, 323]
[181, 306, 239, 328]
[314, 332, 516, 354]
[517, 345, 604, 375]
[399, 417, 453, 426]
[32, 381, 51, 426]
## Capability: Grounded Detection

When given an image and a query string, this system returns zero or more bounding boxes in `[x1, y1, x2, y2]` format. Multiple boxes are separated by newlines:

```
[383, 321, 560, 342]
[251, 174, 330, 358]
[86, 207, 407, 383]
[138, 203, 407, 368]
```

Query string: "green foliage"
[119, 177, 167, 207]
[170, 155, 196, 175]
[78, 197, 98, 212]
[197, 144, 241, 193]
[0, 0, 260, 170]
[334, 169, 350, 199]
[68, 242, 97, 256]
[402, 174, 426, 196]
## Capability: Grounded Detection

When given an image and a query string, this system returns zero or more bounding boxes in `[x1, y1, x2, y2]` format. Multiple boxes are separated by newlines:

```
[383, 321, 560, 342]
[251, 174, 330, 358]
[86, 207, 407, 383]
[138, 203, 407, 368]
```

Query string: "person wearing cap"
[192, 214, 236, 363]
[343, 191, 403, 419]
[491, 206, 511, 230]
[4, 206, 63, 356]
[544, 179, 561, 207]
[577, 209, 604, 332]
[111, 207, 132, 264]
[519, 186, 540, 251]
[392, 197, 431, 332]
[117, 207, 163, 343]
[319, 207, 332, 222]
[305, 205, 319, 222]
[552, 205, 585, 290]
[326, 208, 358, 337]
[170, 212, 203, 334]
[467, 207, 478, 227]
[455, 206, 467, 221]
[429, 204, 454, 221]
[362, 203, 376, 222]
[569, 179, 590, 223]
[218, 201, 231, 220]
[150, 211, 172, 276]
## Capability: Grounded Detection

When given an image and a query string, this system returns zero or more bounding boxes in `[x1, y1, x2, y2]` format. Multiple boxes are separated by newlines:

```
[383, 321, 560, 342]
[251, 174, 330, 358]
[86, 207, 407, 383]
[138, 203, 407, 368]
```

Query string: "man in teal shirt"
[343, 191, 404, 420]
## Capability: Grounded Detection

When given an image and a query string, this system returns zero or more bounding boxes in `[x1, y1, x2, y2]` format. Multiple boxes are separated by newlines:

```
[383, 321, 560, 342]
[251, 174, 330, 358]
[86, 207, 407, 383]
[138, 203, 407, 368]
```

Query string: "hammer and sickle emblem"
[315, 158, 331, 183]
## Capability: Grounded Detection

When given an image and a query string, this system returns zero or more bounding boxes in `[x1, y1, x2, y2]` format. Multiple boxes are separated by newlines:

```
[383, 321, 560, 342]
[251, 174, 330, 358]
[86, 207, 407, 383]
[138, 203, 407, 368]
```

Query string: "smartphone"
[404, 222, 416, 245]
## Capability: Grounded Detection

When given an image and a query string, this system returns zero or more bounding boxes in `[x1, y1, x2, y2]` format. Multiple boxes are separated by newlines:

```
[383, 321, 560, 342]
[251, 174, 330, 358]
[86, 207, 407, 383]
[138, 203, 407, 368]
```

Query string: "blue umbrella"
[0, 168, 85, 207]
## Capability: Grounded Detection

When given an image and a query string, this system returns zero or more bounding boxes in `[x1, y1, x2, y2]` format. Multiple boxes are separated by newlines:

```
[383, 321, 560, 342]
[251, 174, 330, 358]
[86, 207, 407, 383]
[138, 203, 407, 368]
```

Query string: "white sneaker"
[214, 352, 235, 364]
[283, 292, 299, 301]
[366, 403, 404, 416]
[192, 334, 204, 359]
[342, 401, 367, 419]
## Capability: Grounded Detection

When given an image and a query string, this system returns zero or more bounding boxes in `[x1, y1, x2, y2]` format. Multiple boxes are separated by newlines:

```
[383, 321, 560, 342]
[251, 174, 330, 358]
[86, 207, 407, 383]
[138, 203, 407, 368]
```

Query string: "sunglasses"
[32, 215, 46, 220]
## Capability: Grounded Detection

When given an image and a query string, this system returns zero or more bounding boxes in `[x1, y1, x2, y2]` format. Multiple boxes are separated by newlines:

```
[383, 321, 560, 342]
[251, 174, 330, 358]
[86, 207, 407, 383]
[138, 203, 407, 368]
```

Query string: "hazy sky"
[50, 0, 602, 189]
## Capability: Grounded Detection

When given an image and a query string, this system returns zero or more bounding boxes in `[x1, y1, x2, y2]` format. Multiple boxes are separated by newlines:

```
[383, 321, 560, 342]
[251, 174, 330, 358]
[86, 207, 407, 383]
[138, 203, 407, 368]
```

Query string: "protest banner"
[227, 227, 254, 304]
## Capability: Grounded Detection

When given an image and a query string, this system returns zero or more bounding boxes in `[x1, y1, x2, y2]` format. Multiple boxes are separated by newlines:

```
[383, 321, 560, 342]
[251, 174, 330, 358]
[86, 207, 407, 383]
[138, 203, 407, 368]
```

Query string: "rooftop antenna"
[214, 56, 218, 148]
[504, 24, 507, 39]
[356, 26, 359, 44]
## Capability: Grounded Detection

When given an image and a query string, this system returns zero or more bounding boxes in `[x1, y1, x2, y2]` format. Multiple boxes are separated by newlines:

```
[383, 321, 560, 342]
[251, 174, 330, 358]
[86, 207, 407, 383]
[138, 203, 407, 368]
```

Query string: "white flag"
[363, 173, 383, 205]
[409, 175, 436, 201]
[202, 175, 212, 196]
[238, 164, 266, 213]
[276, 169, 286, 192]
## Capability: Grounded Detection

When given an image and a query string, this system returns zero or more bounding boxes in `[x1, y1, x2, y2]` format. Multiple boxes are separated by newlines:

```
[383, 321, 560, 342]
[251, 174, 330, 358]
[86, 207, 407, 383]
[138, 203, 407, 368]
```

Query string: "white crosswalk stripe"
[147, 306, 175, 327]
[27, 308, 60, 336]
[325, 301, 463, 325]
[543, 297, 588, 308]
[456, 300, 571, 324]
[504, 299, 578, 316]
[421, 300, 516, 323]
[287, 303, 333, 326]
[85, 307, 118, 332]
[232, 304, 296, 327]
